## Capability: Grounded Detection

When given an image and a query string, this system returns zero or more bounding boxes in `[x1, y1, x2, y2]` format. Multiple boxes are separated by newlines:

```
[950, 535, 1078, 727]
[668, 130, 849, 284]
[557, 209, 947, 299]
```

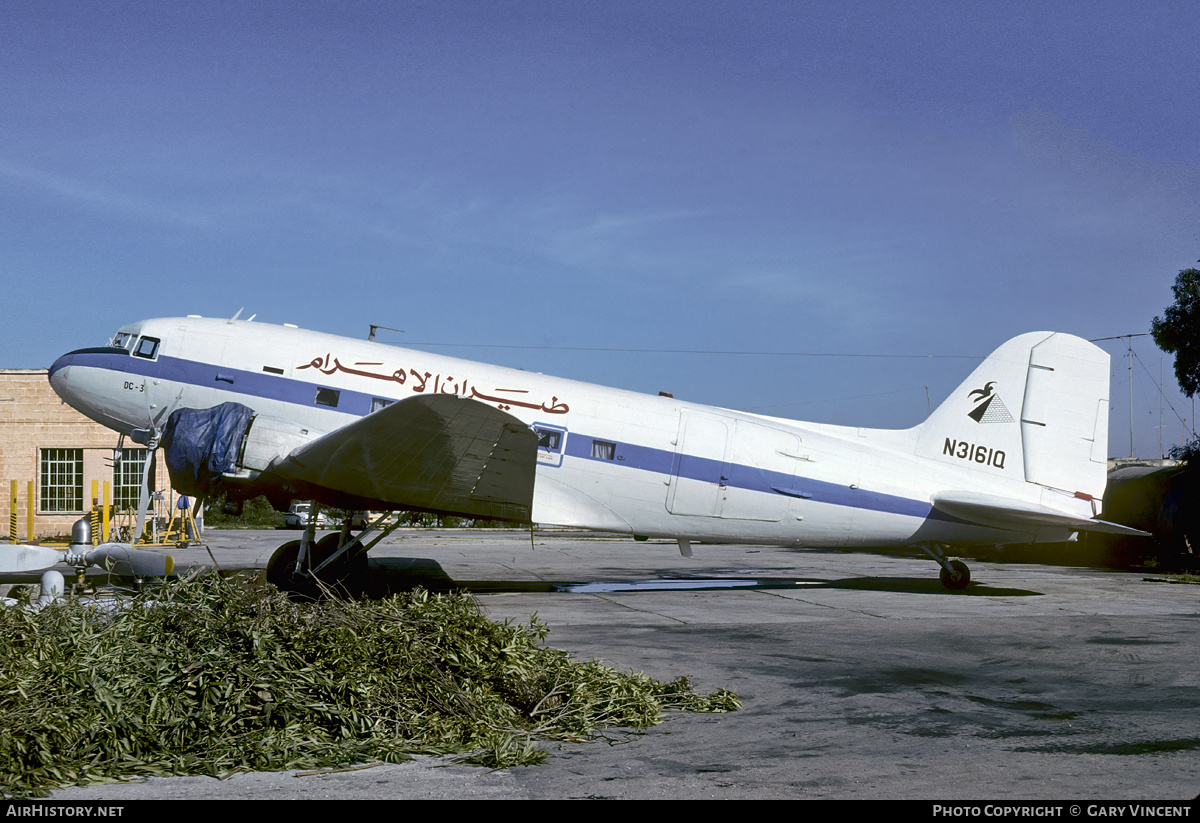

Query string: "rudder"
[1019, 333, 1110, 498]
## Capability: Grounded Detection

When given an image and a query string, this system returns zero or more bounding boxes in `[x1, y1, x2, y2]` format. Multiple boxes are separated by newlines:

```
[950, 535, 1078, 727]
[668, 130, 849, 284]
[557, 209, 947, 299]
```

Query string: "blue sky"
[3, 1, 1198, 458]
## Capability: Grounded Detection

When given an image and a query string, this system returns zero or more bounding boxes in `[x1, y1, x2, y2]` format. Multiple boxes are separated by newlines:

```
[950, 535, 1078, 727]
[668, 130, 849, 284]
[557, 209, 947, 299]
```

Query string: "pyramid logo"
[967, 382, 1014, 424]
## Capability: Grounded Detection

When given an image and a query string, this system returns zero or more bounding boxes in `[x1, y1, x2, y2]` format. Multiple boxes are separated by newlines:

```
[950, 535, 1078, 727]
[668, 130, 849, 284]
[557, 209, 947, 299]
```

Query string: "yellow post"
[102, 481, 110, 544]
[27, 481, 35, 543]
[8, 480, 15, 543]
[90, 480, 100, 545]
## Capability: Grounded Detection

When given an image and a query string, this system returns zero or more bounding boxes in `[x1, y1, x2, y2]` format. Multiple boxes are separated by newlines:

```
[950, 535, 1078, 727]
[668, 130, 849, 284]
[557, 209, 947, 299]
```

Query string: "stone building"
[1, 369, 171, 541]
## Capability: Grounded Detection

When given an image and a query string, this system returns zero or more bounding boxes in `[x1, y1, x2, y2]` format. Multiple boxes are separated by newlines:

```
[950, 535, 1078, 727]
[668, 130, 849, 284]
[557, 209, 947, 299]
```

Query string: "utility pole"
[1129, 338, 1134, 457]
[1090, 333, 1151, 459]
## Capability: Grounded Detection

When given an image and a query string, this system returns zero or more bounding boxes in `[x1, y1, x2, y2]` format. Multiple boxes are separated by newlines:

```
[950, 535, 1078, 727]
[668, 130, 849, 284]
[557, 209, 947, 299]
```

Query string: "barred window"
[112, 448, 147, 511]
[40, 449, 83, 513]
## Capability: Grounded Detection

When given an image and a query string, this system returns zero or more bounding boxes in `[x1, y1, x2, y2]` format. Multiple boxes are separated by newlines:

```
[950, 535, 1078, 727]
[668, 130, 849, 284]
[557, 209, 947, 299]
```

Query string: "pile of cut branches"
[0, 574, 738, 796]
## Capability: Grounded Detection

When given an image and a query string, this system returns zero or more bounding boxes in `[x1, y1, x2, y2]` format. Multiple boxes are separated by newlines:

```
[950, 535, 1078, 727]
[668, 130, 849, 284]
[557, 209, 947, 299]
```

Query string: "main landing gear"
[265, 506, 400, 597]
[266, 534, 366, 597]
[919, 543, 972, 591]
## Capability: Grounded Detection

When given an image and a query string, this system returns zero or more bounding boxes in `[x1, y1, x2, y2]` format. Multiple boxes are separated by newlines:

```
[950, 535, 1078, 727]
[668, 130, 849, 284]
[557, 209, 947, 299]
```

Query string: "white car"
[282, 503, 329, 529]
[283, 505, 381, 529]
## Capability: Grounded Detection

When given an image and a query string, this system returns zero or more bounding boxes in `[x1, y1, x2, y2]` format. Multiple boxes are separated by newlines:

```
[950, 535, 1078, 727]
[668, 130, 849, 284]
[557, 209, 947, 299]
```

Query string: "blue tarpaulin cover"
[161, 402, 254, 497]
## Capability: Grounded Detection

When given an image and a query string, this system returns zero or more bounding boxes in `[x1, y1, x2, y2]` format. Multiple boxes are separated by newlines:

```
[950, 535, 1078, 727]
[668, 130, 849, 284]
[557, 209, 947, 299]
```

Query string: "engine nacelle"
[162, 402, 323, 498]
[238, 414, 322, 474]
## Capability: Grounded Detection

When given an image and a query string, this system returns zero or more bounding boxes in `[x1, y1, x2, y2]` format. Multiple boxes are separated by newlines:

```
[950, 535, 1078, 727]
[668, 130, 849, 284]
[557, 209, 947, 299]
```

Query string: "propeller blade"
[130, 374, 170, 545]
[0, 544, 69, 574]
[85, 544, 175, 577]
[0, 543, 173, 577]
[133, 432, 158, 545]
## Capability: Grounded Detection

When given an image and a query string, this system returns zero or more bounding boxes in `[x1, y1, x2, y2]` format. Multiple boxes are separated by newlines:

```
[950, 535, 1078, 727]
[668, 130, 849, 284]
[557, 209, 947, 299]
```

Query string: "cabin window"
[371, 397, 395, 414]
[315, 388, 341, 408]
[132, 336, 160, 360]
[538, 429, 562, 450]
[591, 440, 616, 460]
[262, 366, 284, 375]
[40, 449, 83, 513]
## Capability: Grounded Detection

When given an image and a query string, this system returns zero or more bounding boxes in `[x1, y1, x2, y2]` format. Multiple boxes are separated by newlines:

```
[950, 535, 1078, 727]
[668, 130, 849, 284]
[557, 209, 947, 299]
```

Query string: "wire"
[743, 386, 927, 412]
[399, 342, 983, 359]
[1130, 347, 1195, 441]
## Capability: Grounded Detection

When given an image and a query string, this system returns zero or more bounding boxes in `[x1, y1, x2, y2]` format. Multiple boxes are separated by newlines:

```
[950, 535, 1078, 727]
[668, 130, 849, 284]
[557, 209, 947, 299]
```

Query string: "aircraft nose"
[46, 346, 140, 434]
[48, 352, 75, 401]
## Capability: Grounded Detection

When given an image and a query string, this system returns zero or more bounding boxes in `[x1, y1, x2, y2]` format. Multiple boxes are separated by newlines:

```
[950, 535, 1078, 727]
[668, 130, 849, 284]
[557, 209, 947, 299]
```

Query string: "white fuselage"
[49, 316, 1087, 549]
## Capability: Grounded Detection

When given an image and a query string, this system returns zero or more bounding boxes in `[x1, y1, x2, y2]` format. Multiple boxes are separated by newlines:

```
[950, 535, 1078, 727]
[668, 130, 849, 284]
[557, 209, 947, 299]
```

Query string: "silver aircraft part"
[38, 570, 65, 607]
[309, 511, 402, 575]
[238, 415, 322, 473]
[918, 542, 953, 572]
[132, 428, 159, 546]
[83, 544, 174, 577]
[917, 541, 969, 583]
[70, 517, 91, 548]
[296, 502, 320, 575]
[0, 542, 173, 577]
[0, 544, 70, 574]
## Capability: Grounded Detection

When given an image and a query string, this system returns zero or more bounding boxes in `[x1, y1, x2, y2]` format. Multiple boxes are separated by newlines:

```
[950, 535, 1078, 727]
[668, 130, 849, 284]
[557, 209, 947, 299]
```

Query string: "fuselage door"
[666, 411, 730, 517]
[720, 420, 801, 522]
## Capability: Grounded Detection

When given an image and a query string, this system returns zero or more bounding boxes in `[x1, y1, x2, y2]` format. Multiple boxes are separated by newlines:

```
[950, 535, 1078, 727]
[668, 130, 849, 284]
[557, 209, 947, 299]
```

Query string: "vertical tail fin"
[916, 332, 1110, 500]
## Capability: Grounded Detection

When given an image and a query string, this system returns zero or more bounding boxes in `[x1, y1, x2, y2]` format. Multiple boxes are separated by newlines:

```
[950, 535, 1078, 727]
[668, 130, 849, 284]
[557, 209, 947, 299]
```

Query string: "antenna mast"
[1090, 333, 1151, 459]
[368, 324, 406, 342]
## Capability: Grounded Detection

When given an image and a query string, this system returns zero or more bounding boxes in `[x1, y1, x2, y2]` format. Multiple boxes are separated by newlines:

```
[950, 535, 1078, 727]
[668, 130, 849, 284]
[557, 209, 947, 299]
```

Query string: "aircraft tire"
[939, 559, 971, 591]
[266, 536, 368, 598]
[310, 533, 367, 594]
[266, 540, 311, 596]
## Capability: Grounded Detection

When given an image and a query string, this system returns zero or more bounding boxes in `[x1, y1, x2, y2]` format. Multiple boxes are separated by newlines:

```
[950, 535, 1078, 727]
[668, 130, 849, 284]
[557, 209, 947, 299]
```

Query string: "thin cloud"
[1011, 106, 1200, 237]
[0, 160, 214, 229]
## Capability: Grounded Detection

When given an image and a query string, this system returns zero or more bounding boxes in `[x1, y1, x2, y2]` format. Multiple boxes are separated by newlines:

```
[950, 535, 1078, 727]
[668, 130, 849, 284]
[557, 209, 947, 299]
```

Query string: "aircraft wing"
[273, 394, 538, 522]
[931, 491, 1151, 537]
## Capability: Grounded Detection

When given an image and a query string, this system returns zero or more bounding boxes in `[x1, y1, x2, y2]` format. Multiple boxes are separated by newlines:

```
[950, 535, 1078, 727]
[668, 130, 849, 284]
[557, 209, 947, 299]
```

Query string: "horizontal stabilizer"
[932, 491, 1151, 537]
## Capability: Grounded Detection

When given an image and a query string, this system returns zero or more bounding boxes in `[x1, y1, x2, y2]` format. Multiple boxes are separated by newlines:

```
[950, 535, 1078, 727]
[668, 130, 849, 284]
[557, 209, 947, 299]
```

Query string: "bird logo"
[967, 382, 1014, 423]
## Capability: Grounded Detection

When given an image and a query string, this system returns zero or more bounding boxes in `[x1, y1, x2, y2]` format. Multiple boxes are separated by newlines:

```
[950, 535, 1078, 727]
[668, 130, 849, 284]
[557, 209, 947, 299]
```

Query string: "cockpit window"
[132, 336, 160, 360]
[112, 332, 134, 351]
[532, 424, 567, 467]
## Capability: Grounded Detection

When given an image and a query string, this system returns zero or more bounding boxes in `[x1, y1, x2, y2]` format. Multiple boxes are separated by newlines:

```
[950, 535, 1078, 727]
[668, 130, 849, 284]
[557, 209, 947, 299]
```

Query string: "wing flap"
[932, 491, 1151, 537]
[274, 394, 537, 522]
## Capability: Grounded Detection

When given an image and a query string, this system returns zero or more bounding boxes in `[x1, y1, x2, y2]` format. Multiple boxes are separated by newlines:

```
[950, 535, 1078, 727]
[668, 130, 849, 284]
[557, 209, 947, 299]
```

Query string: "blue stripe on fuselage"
[562, 436, 930, 518]
[63, 350, 381, 416]
[64, 350, 931, 520]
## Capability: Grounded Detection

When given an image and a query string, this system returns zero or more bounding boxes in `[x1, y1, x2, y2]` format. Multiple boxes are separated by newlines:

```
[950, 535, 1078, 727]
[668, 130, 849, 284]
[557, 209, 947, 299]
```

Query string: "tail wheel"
[939, 559, 971, 590]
